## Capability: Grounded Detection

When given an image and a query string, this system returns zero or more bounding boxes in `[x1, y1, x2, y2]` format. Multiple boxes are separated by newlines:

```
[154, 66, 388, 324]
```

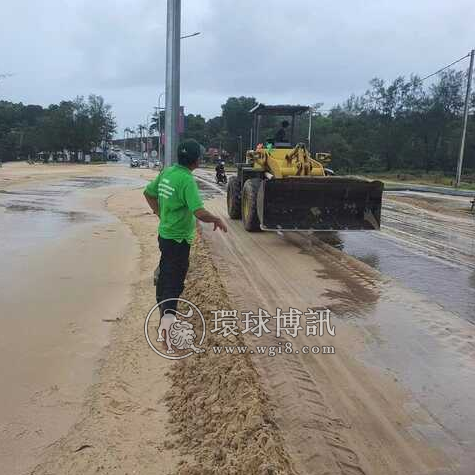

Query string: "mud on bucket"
[257, 177, 384, 231]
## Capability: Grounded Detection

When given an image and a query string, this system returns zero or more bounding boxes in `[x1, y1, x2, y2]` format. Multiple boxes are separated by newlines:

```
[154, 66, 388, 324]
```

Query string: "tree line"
[0, 95, 116, 162]
[312, 70, 475, 175]
[3, 69, 474, 176]
[174, 70, 475, 176]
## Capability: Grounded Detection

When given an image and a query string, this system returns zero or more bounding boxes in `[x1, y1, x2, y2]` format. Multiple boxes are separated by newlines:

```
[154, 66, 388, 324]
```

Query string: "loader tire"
[227, 176, 241, 219]
[241, 178, 262, 232]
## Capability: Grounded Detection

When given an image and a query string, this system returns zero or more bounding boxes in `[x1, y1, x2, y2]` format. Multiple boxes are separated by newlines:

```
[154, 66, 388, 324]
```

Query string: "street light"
[164, 0, 181, 168]
[180, 32, 201, 39]
[157, 29, 197, 164]
[164, 0, 202, 167]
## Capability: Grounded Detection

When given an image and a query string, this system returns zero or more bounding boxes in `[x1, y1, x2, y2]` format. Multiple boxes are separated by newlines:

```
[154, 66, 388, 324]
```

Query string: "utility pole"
[164, 0, 181, 167]
[237, 135, 243, 164]
[138, 125, 143, 154]
[456, 49, 474, 187]
[146, 114, 151, 159]
[307, 107, 313, 154]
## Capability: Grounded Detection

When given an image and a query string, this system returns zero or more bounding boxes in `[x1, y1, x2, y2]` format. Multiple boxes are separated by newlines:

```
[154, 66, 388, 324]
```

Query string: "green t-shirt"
[144, 164, 204, 244]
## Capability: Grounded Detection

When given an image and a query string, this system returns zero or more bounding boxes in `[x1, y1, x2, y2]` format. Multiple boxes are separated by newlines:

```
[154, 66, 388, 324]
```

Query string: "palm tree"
[124, 127, 134, 149]
[149, 110, 165, 135]
[137, 124, 147, 153]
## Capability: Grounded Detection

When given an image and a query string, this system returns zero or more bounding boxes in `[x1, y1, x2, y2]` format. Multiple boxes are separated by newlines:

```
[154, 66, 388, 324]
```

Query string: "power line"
[420, 53, 470, 81]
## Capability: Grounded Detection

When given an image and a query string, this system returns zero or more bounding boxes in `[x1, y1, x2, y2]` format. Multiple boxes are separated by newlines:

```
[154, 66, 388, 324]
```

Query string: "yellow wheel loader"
[227, 104, 383, 232]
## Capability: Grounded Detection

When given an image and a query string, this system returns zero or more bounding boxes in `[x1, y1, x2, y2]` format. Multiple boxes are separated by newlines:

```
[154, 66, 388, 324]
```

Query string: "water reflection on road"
[0, 175, 144, 288]
[317, 192, 475, 324]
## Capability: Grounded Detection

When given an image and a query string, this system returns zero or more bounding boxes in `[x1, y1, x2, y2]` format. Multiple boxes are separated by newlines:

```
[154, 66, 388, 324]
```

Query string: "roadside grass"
[361, 170, 475, 191]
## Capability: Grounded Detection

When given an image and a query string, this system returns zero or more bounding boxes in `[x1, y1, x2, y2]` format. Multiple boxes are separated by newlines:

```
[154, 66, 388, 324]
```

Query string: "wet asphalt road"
[196, 168, 475, 470]
[196, 169, 475, 326]
[330, 193, 475, 324]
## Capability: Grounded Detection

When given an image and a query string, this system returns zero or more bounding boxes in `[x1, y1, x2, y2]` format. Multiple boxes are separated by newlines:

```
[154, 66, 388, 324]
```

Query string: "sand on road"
[3, 162, 474, 475]
[0, 163, 143, 475]
[200, 170, 475, 475]
[3, 163, 295, 475]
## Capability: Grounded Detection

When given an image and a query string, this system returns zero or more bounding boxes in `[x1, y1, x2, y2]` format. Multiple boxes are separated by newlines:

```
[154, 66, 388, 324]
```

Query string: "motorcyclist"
[215, 160, 226, 183]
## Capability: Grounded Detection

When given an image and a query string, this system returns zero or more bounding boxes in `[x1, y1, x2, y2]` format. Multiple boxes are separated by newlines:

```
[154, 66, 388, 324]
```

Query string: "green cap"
[177, 139, 201, 165]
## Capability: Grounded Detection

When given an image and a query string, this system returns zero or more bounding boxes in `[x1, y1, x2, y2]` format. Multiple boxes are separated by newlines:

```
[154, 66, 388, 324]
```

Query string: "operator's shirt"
[144, 164, 204, 244]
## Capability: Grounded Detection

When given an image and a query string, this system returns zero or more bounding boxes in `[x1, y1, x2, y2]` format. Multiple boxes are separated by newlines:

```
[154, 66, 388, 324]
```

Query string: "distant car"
[139, 159, 149, 168]
[130, 158, 139, 168]
[125, 150, 132, 156]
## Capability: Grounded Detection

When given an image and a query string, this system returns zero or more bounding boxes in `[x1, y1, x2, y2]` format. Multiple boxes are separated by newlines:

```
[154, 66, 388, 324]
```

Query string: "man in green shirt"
[144, 139, 227, 313]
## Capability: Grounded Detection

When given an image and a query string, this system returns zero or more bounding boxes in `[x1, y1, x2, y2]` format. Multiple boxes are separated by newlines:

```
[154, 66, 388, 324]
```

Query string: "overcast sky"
[1, 0, 474, 134]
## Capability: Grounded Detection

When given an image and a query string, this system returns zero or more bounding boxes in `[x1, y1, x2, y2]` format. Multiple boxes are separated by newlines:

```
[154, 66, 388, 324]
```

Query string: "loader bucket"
[257, 177, 384, 231]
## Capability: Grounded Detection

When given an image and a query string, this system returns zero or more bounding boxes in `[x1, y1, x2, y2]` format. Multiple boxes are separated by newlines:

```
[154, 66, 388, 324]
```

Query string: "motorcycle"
[216, 170, 227, 185]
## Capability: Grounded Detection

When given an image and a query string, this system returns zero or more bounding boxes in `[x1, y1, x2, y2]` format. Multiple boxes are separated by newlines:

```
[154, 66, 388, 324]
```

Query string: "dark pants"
[156, 237, 191, 313]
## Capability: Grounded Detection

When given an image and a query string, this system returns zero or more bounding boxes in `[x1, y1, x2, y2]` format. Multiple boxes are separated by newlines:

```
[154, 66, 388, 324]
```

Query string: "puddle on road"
[318, 230, 475, 325]
[351, 283, 475, 466]
[0, 188, 66, 196]
[292, 196, 475, 466]
[301, 227, 475, 463]
[62, 176, 133, 188]
[1, 199, 92, 222]
[2, 203, 91, 222]
[0, 174, 142, 260]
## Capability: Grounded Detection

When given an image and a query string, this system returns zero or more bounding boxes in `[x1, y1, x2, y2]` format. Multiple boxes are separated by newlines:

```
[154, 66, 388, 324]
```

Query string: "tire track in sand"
[199, 184, 449, 475]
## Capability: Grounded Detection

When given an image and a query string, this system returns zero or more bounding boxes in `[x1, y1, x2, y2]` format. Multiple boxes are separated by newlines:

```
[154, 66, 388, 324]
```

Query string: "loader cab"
[249, 104, 310, 151]
[228, 102, 383, 233]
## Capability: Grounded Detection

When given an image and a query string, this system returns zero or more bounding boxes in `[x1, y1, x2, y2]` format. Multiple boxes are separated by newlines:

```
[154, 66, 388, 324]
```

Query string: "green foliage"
[149, 111, 165, 135]
[221, 96, 258, 154]
[189, 80, 473, 174]
[0, 95, 116, 162]
[140, 72, 475, 175]
[303, 71, 475, 175]
[165, 97, 258, 160]
[183, 114, 206, 143]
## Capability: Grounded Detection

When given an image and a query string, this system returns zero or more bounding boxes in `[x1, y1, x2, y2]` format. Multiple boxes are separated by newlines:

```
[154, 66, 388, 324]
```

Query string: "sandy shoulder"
[0, 161, 114, 190]
[0, 168, 143, 475]
[29, 185, 181, 475]
[30, 181, 297, 475]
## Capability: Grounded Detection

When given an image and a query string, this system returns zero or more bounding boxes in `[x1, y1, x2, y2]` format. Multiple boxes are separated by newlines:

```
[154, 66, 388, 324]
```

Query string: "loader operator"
[275, 120, 290, 143]
[144, 139, 227, 314]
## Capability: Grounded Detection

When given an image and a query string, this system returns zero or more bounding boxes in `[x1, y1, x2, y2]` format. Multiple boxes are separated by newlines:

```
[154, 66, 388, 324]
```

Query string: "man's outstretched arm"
[144, 190, 159, 216]
[194, 208, 227, 232]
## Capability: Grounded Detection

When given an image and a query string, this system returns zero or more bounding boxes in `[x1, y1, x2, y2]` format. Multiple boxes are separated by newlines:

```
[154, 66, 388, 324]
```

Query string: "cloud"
[1, 0, 474, 132]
